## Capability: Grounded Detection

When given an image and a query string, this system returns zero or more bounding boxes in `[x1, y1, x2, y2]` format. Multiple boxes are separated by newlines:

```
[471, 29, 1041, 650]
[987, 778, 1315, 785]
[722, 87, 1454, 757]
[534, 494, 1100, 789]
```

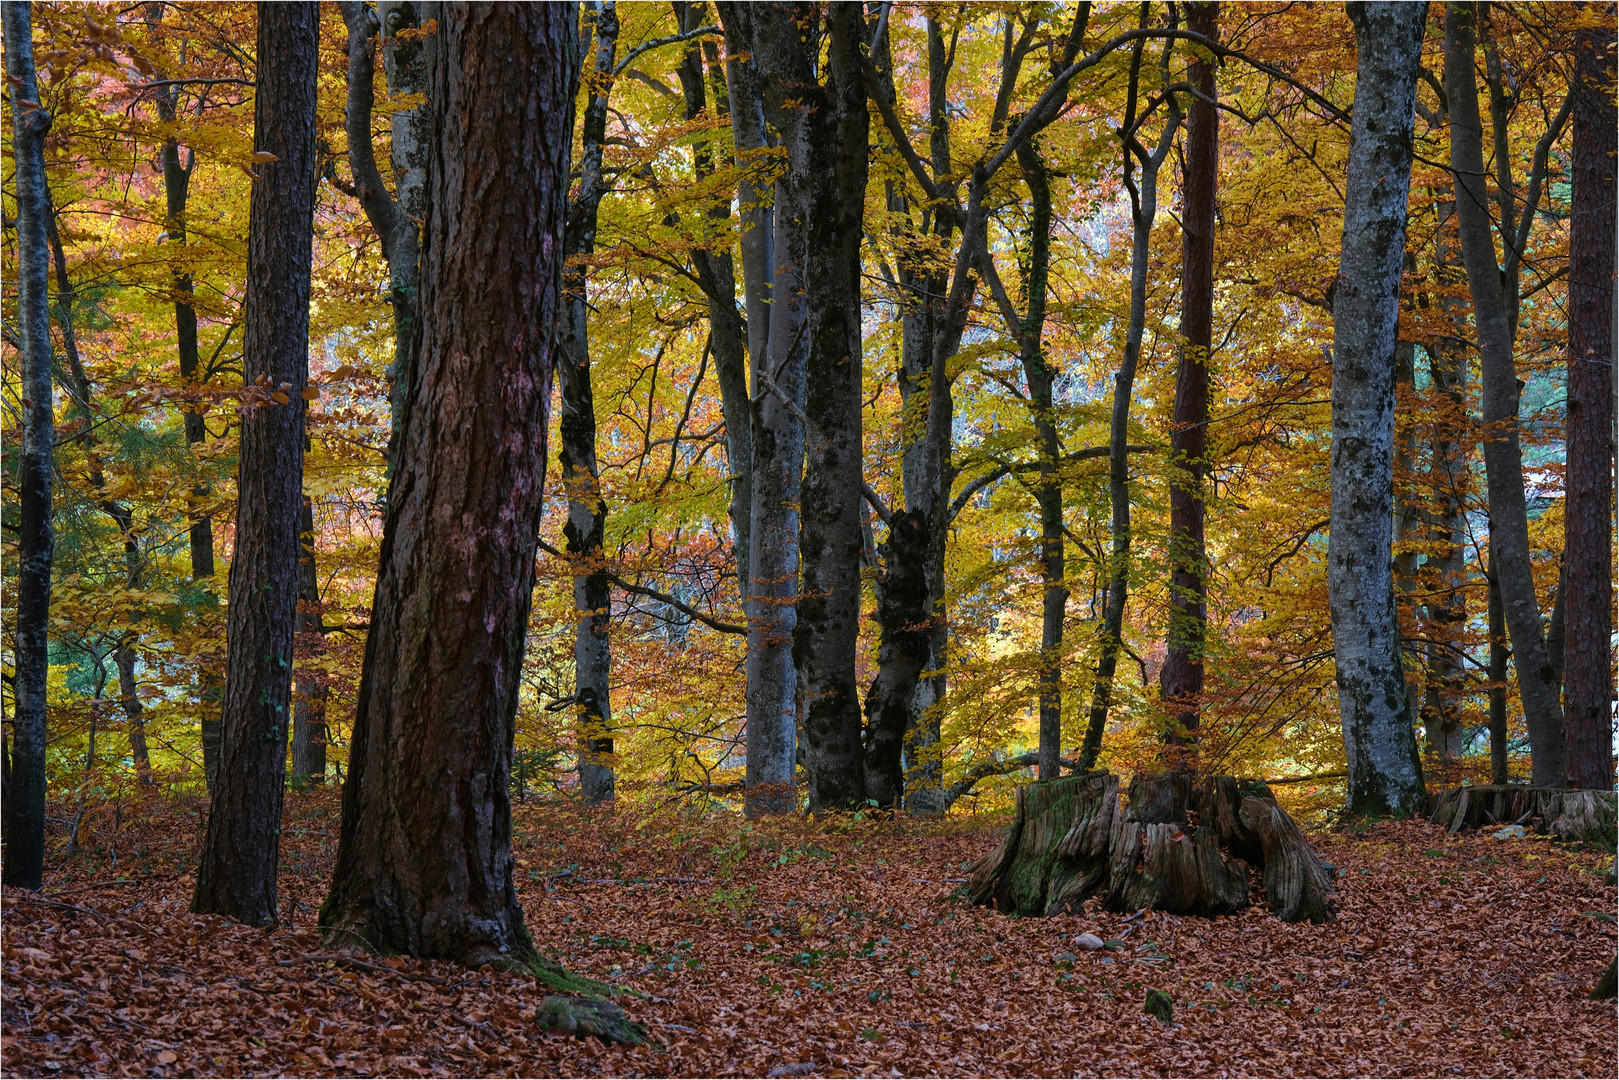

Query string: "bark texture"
[967, 772, 1336, 924]
[1444, 2, 1565, 787]
[321, 4, 578, 963]
[561, 1, 618, 807]
[1430, 785, 1617, 847]
[781, 3, 870, 813]
[1327, 1, 1426, 819]
[291, 497, 328, 782]
[192, 1, 319, 925]
[1162, 2, 1219, 757]
[1562, 8, 1616, 791]
[2, 0, 53, 890]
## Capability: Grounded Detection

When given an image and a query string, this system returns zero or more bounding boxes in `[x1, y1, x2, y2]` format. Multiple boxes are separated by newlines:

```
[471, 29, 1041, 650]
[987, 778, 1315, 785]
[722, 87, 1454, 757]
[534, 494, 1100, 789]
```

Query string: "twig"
[44, 879, 139, 896]
[3, 893, 149, 932]
[281, 953, 448, 985]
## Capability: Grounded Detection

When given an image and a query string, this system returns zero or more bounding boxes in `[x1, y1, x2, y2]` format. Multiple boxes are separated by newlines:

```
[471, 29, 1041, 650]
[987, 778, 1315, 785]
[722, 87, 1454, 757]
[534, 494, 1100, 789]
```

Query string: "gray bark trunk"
[1486, 548, 1510, 784]
[115, 640, 155, 788]
[561, 1, 618, 807]
[1443, 2, 1565, 787]
[716, 2, 802, 817]
[193, 0, 320, 925]
[2, 0, 54, 891]
[1562, 12, 1615, 790]
[1328, 1, 1426, 819]
[291, 496, 328, 782]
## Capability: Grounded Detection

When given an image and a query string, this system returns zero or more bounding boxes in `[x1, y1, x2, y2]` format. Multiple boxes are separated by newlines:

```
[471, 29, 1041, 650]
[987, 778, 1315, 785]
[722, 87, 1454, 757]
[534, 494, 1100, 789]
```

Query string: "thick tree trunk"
[1161, 1, 1219, 759]
[968, 772, 1335, 923]
[290, 496, 328, 782]
[1328, 2, 1426, 819]
[1444, 2, 1566, 787]
[146, 19, 222, 790]
[1562, 10, 1616, 791]
[789, 3, 870, 813]
[2, 0, 54, 891]
[561, 1, 618, 807]
[321, 5, 579, 963]
[1486, 548, 1511, 784]
[192, 1, 319, 926]
[717, 3, 806, 818]
[1080, 39, 1180, 771]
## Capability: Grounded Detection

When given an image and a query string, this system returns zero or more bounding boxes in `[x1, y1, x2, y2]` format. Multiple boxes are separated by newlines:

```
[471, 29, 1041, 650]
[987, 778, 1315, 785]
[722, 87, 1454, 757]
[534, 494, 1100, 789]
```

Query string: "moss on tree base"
[1429, 786, 1618, 848]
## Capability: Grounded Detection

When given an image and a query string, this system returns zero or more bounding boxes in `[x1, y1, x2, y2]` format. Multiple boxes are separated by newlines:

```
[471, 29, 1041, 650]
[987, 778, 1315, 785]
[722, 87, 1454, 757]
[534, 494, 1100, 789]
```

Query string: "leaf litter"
[2, 789, 1614, 1077]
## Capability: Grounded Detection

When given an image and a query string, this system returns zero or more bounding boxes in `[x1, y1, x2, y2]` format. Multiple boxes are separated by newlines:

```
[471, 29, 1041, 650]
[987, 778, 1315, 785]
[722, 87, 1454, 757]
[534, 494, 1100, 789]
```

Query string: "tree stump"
[967, 772, 1337, 923]
[1429, 786, 1618, 846]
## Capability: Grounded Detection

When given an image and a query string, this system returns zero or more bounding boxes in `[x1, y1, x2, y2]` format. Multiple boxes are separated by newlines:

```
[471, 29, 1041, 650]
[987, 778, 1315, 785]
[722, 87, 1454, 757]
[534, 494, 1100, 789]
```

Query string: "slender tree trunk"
[717, 2, 805, 818]
[674, 1, 753, 599]
[1016, 144, 1067, 782]
[1487, 547, 1510, 785]
[1329, 1, 1426, 819]
[1080, 35, 1181, 772]
[2, 0, 54, 891]
[321, 4, 579, 962]
[1443, 1, 1566, 787]
[290, 496, 328, 782]
[114, 640, 155, 787]
[1563, 6, 1616, 790]
[147, 23, 223, 789]
[1161, 0, 1218, 763]
[561, 1, 618, 807]
[192, 2, 320, 925]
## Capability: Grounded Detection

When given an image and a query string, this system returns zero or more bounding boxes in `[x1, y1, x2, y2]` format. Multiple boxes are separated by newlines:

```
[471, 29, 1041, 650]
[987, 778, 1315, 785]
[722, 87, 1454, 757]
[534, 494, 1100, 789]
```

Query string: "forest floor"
[2, 788, 1615, 1078]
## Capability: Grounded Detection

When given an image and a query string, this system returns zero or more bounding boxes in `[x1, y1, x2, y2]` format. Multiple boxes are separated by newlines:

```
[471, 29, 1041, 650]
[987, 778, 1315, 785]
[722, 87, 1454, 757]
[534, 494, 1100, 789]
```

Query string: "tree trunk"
[1161, 1, 1219, 760]
[674, 1, 753, 600]
[290, 496, 328, 783]
[192, 2, 320, 926]
[1443, 1, 1566, 787]
[561, 1, 618, 807]
[1080, 32, 1181, 771]
[321, 4, 579, 964]
[716, 2, 806, 818]
[1487, 547, 1511, 785]
[967, 772, 1336, 924]
[146, 11, 223, 790]
[1562, 9, 1616, 791]
[784, 3, 870, 813]
[1328, 1, 1426, 819]
[114, 640, 155, 788]
[2, 0, 54, 892]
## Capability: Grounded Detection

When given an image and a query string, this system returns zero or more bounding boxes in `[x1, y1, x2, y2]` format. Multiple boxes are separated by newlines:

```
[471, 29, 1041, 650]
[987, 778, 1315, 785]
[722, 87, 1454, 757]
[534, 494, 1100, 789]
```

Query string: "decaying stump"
[1429, 786, 1618, 846]
[967, 772, 1337, 924]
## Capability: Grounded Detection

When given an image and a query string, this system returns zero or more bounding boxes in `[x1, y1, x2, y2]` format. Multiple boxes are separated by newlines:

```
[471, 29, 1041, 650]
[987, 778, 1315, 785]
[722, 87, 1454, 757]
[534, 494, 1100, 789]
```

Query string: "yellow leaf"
[250, 151, 280, 164]
[271, 391, 291, 405]
[302, 386, 320, 401]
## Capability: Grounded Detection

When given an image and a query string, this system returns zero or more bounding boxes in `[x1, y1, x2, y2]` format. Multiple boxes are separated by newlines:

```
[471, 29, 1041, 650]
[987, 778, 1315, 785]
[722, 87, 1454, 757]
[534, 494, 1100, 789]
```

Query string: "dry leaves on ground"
[2, 790, 1615, 1077]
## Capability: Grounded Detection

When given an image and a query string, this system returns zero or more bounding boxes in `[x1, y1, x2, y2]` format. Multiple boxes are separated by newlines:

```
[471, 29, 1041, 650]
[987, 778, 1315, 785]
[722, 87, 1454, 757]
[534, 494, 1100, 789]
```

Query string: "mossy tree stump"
[967, 772, 1336, 924]
[1429, 786, 1617, 846]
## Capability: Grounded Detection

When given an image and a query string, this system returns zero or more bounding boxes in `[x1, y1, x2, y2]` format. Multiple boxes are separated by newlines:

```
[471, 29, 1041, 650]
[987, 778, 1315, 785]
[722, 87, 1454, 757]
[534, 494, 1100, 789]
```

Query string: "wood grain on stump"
[967, 772, 1337, 923]
[1429, 786, 1617, 846]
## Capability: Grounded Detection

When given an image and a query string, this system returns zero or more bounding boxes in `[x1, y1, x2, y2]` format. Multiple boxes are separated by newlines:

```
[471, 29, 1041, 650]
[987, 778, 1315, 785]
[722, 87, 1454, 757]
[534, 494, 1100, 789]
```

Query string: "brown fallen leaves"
[2, 790, 1615, 1078]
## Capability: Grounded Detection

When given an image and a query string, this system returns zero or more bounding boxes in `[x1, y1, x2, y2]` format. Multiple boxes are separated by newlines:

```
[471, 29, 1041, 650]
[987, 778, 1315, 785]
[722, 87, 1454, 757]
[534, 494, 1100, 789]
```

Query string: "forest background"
[0, 0, 1614, 836]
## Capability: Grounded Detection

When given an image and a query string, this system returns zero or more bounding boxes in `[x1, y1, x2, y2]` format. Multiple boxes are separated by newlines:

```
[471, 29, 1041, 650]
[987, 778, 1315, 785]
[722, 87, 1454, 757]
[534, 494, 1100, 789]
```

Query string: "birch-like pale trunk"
[1328, 1, 1426, 818]
[1443, 2, 1565, 787]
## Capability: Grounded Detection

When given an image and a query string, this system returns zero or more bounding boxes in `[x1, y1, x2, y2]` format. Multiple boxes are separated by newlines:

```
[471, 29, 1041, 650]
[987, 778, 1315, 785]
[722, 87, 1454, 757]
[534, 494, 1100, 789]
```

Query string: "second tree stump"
[966, 771, 1337, 923]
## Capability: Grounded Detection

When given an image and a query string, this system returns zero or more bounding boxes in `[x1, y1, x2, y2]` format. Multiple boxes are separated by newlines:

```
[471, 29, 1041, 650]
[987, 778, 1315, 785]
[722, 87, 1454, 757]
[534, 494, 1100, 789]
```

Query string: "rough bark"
[1161, 1, 1219, 758]
[1080, 30, 1181, 771]
[192, 1, 320, 926]
[560, 1, 618, 807]
[967, 772, 1335, 923]
[114, 640, 155, 788]
[337, 1, 422, 463]
[1430, 785, 1617, 846]
[1562, 7, 1616, 791]
[1443, 1, 1565, 787]
[1487, 548, 1511, 785]
[321, 4, 579, 963]
[147, 13, 222, 788]
[716, 2, 805, 818]
[1327, 1, 1426, 819]
[784, 3, 870, 813]
[290, 496, 328, 783]
[3, 0, 54, 891]
[673, 1, 753, 599]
